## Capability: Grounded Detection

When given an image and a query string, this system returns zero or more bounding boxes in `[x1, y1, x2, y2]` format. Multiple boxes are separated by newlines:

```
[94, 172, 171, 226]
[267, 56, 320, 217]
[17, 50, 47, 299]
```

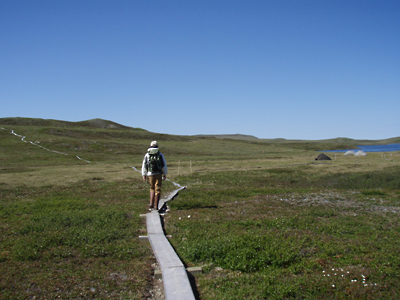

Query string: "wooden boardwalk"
[146, 186, 195, 300]
[157, 186, 186, 210]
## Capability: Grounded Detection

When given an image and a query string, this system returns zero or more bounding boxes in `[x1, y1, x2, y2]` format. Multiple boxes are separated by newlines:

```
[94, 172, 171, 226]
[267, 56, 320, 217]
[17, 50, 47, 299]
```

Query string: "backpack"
[147, 148, 164, 173]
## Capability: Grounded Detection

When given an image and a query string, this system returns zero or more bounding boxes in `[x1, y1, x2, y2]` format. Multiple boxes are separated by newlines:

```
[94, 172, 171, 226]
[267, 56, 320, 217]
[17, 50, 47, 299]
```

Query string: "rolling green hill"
[2, 116, 398, 147]
[1, 117, 400, 299]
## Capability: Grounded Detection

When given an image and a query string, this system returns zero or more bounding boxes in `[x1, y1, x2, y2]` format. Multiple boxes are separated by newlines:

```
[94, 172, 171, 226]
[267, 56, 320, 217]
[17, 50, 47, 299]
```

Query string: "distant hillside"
[313, 136, 400, 146]
[77, 119, 133, 129]
[195, 133, 259, 141]
[0, 117, 143, 131]
[1, 117, 399, 145]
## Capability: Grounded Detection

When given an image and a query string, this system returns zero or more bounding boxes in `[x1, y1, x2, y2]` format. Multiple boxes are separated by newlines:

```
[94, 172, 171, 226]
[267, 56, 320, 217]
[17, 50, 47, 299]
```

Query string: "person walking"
[141, 141, 168, 211]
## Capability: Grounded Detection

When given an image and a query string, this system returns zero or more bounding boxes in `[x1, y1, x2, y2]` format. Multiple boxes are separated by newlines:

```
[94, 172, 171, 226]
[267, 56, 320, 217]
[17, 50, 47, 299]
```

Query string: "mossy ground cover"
[1, 120, 400, 299]
[0, 179, 165, 299]
[165, 166, 400, 299]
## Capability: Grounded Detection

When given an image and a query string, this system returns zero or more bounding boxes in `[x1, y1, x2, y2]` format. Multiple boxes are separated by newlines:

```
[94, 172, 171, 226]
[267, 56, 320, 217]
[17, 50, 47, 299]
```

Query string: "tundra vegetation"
[0, 118, 399, 299]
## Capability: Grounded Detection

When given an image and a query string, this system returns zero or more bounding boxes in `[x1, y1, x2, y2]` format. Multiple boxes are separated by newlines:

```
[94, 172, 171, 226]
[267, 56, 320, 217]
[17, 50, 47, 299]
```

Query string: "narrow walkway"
[146, 187, 195, 300]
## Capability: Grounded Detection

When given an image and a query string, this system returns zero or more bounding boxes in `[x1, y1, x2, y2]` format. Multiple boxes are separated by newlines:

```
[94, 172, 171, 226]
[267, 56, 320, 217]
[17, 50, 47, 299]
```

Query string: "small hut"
[315, 153, 332, 161]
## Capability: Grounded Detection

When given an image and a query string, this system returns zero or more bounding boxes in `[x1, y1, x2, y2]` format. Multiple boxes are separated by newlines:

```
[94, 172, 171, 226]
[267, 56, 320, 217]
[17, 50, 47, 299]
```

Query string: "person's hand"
[162, 175, 166, 180]
[143, 176, 147, 181]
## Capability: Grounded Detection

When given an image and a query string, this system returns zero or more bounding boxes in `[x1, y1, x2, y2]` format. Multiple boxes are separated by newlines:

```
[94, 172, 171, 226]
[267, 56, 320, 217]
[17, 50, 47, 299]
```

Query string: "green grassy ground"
[1, 119, 400, 299]
[166, 167, 400, 299]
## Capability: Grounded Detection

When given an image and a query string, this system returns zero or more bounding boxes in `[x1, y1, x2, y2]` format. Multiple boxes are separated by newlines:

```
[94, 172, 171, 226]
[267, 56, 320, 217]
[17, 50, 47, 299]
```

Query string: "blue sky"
[1, 0, 399, 140]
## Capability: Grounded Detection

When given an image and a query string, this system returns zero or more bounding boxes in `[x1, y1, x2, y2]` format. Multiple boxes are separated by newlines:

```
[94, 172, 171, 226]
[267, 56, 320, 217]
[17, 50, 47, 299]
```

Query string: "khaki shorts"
[148, 174, 163, 195]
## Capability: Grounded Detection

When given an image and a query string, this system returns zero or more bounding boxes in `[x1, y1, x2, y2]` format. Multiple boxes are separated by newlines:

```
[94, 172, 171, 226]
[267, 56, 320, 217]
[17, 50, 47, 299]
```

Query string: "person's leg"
[148, 176, 157, 210]
[154, 174, 163, 210]
[149, 190, 155, 209]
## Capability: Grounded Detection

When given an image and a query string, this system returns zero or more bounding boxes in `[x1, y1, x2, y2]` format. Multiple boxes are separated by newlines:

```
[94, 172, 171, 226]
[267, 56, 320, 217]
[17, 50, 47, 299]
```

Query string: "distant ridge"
[78, 118, 131, 129]
[1, 117, 399, 144]
[0, 117, 142, 131]
[195, 133, 259, 141]
[316, 136, 400, 145]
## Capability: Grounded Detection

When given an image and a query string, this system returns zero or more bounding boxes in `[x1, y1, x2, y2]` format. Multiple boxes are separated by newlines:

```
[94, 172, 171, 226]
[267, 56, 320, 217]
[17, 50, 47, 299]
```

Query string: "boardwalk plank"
[146, 210, 164, 235]
[147, 233, 183, 269]
[145, 188, 195, 300]
[158, 186, 186, 210]
[162, 267, 195, 300]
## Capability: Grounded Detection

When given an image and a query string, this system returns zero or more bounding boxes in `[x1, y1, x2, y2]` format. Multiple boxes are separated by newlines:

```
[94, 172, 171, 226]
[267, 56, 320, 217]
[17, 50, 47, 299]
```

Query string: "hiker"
[141, 141, 168, 211]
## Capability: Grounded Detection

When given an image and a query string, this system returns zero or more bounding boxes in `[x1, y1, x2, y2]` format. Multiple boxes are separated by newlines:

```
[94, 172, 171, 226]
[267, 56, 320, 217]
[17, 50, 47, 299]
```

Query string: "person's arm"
[141, 154, 148, 180]
[161, 153, 167, 179]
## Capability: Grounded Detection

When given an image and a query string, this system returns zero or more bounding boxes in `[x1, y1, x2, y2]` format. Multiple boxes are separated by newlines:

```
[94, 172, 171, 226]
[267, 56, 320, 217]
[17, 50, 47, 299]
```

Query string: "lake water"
[323, 143, 400, 153]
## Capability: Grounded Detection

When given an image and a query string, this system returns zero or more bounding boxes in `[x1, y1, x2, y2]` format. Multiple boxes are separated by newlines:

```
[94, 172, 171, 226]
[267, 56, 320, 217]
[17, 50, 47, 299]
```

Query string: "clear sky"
[1, 0, 399, 140]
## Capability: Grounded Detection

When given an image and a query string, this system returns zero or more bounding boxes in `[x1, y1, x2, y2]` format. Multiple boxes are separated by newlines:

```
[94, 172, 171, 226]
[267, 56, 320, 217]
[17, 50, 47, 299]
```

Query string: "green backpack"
[147, 148, 164, 173]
